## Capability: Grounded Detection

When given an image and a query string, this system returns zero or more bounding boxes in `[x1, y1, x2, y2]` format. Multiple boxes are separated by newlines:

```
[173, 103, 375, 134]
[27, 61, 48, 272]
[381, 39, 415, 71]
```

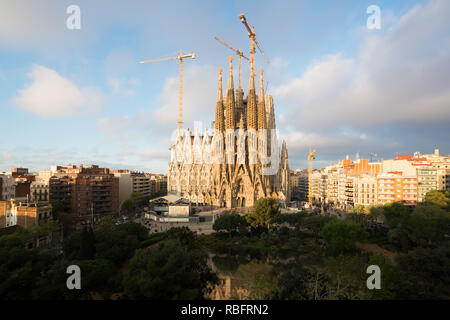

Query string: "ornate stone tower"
[167, 54, 291, 209]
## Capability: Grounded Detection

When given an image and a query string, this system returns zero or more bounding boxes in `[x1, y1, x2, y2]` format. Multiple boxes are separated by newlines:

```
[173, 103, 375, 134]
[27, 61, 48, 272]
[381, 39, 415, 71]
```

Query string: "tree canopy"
[123, 239, 217, 299]
[246, 198, 280, 230]
[213, 213, 248, 236]
[425, 190, 450, 211]
[322, 220, 368, 254]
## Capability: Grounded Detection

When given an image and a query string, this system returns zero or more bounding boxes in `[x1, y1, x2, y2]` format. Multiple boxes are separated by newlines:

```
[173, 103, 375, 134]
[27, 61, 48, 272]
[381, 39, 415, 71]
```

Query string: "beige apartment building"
[353, 175, 378, 206]
[113, 171, 167, 208]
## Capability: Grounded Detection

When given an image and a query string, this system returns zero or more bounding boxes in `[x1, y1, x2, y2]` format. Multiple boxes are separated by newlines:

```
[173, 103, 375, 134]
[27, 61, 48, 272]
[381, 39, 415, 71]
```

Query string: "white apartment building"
[114, 171, 155, 208]
[30, 171, 51, 202]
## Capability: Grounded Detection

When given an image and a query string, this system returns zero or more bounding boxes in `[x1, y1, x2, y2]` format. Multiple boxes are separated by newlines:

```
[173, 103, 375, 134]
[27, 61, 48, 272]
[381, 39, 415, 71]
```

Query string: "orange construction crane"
[139, 50, 196, 130]
[308, 149, 316, 206]
[213, 36, 249, 89]
[238, 14, 271, 67]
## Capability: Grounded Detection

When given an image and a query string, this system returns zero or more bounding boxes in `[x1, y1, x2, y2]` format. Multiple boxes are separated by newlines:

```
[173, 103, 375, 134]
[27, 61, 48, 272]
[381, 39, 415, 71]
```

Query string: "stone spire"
[214, 68, 225, 132]
[265, 95, 275, 129]
[246, 56, 257, 130]
[257, 68, 267, 129]
[239, 113, 244, 130]
[225, 56, 236, 130]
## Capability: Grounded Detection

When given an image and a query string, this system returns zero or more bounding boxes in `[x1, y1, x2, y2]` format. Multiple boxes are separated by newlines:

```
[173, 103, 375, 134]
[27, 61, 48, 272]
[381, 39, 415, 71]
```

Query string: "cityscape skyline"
[1, 0, 449, 173]
[0, 1, 449, 304]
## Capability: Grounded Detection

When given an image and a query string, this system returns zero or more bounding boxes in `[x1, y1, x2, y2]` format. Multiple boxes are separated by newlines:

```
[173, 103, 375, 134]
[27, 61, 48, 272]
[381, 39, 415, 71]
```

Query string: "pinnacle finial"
[239, 113, 244, 129]
[249, 55, 255, 90]
[217, 67, 223, 101]
[259, 67, 264, 91]
[227, 56, 234, 90]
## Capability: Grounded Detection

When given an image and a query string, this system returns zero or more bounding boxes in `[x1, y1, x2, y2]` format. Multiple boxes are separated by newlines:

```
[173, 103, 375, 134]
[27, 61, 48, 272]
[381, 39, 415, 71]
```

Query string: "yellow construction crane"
[238, 14, 271, 67]
[213, 36, 249, 89]
[308, 149, 316, 206]
[139, 50, 196, 130]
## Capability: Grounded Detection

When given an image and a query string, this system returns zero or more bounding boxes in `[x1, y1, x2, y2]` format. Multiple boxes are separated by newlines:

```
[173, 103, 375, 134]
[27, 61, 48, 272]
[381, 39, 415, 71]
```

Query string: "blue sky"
[0, 0, 449, 173]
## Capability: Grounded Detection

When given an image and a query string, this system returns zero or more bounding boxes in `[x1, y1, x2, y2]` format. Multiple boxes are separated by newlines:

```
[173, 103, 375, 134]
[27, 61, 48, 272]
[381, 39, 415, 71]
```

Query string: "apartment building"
[49, 165, 119, 223]
[345, 176, 355, 208]
[377, 172, 417, 205]
[0, 200, 52, 229]
[132, 172, 153, 197]
[354, 175, 378, 206]
[310, 171, 323, 202]
[30, 172, 51, 202]
[0, 173, 15, 200]
[416, 168, 438, 202]
[326, 170, 339, 205]
[290, 172, 300, 194]
[297, 170, 309, 200]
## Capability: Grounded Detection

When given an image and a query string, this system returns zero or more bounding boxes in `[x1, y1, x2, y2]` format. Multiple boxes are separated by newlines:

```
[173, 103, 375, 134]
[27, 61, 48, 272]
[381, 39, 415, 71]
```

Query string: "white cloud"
[140, 149, 169, 161]
[152, 64, 218, 128]
[1, 152, 14, 161]
[13, 64, 105, 117]
[274, 0, 450, 131]
[108, 77, 141, 96]
[274, 54, 354, 103]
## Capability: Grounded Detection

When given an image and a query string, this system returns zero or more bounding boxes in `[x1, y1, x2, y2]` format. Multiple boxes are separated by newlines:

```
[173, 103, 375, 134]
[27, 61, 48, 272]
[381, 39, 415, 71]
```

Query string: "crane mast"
[139, 49, 196, 130]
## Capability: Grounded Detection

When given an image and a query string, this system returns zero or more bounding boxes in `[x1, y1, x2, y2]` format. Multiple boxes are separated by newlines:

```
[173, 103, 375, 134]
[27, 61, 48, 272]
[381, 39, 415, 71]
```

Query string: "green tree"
[63, 230, 83, 260]
[49, 200, 65, 220]
[213, 213, 248, 236]
[349, 204, 368, 215]
[98, 215, 115, 230]
[31, 219, 60, 238]
[395, 247, 450, 299]
[123, 240, 217, 299]
[0, 233, 55, 300]
[165, 226, 196, 247]
[79, 227, 96, 260]
[275, 264, 311, 300]
[116, 222, 149, 242]
[383, 202, 410, 251]
[246, 198, 280, 230]
[322, 220, 368, 254]
[406, 204, 450, 246]
[94, 227, 141, 266]
[323, 254, 368, 299]
[32, 258, 122, 300]
[368, 205, 385, 223]
[121, 199, 135, 213]
[425, 190, 450, 210]
[383, 202, 409, 228]
[365, 254, 400, 300]
[301, 214, 335, 234]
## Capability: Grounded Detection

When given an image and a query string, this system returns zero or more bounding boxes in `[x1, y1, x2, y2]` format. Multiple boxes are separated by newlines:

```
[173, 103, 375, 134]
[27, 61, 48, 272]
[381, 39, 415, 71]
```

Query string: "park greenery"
[0, 191, 449, 300]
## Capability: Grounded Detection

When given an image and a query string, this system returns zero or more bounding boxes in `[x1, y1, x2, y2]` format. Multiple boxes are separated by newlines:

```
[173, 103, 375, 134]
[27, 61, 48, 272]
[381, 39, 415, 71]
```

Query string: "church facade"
[167, 56, 290, 208]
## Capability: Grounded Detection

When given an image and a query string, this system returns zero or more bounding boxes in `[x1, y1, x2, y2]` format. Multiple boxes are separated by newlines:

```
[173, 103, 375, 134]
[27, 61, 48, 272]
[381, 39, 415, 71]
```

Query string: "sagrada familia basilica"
[167, 56, 291, 208]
